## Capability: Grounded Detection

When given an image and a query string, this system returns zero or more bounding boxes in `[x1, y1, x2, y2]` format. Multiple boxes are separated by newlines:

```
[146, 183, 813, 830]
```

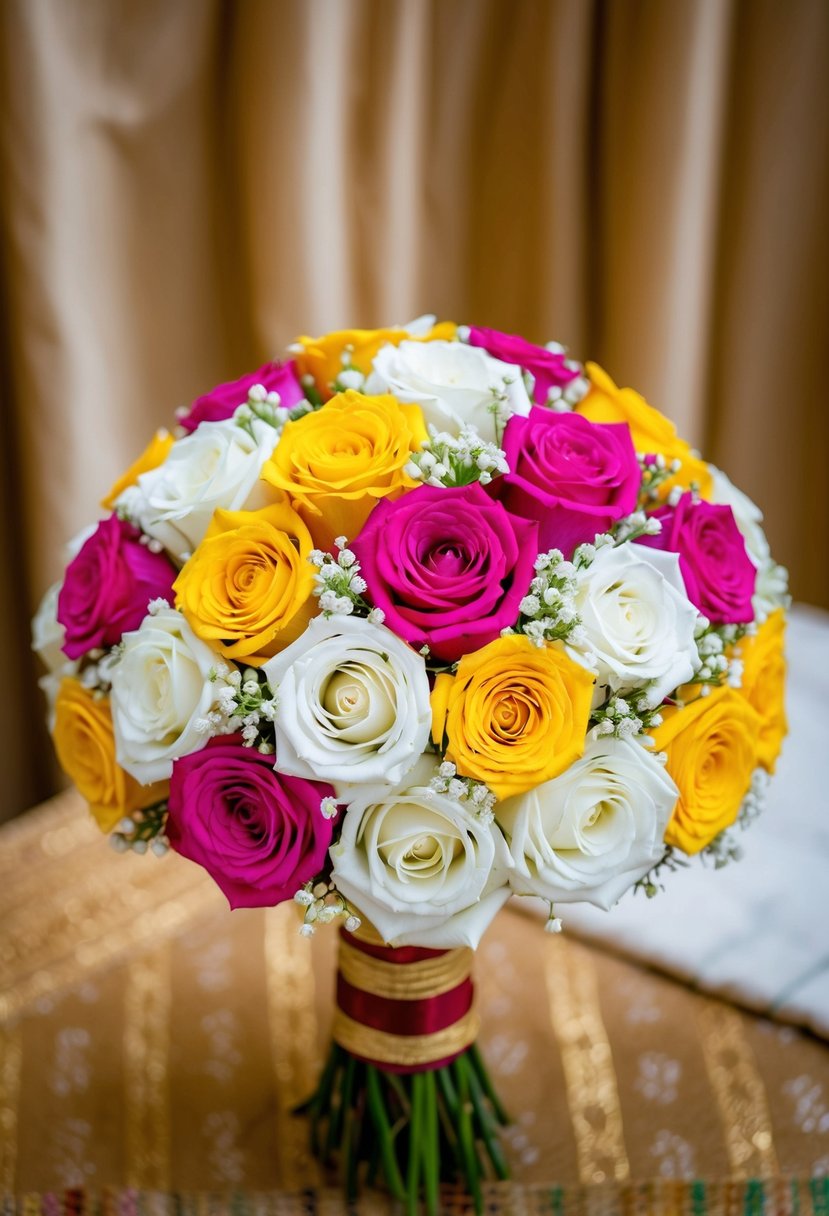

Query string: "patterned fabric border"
[1, 1179, 828, 1216]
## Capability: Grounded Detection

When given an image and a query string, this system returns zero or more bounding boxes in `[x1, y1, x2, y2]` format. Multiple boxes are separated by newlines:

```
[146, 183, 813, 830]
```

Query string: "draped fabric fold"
[0, 0, 827, 819]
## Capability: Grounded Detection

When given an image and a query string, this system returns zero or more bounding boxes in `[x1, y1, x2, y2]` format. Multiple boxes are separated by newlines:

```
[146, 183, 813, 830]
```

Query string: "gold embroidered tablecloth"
[2, 792, 829, 1201]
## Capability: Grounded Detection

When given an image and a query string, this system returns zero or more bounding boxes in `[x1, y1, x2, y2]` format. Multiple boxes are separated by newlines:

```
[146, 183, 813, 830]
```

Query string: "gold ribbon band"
[338, 939, 473, 1000]
[332, 1004, 480, 1068]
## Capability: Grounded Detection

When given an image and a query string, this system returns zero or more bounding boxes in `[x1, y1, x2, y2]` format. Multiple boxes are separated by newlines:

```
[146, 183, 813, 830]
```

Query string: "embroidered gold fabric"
[264, 905, 321, 1188]
[2, 791, 829, 1194]
[124, 945, 172, 1190]
[544, 935, 630, 1184]
[696, 1002, 780, 1177]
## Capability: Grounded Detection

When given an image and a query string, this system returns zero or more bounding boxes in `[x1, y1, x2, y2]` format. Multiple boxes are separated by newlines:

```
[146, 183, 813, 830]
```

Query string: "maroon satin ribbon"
[336, 972, 474, 1036]
[341, 931, 448, 965]
[336, 930, 474, 1073]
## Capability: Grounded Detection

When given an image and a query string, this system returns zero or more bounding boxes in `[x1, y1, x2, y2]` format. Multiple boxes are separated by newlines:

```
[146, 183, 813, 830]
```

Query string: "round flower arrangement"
[34, 317, 789, 1210]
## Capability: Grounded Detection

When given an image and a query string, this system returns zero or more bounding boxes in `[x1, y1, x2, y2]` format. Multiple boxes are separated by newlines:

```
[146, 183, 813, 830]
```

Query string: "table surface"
[1, 789, 829, 1209]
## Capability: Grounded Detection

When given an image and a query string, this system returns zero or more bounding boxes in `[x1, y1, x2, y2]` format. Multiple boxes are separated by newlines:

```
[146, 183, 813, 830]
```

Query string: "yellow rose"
[430, 635, 594, 799]
[577, 363, 712, 500]
[737, 609, 788, 773]
[101, 429, 175, 509]
[294, 320, 457, 397]
[173, 499, 316, 665]
[52, 679, 166, 832]
[261, 390, 428, 548]
[652, 687, 760, 854]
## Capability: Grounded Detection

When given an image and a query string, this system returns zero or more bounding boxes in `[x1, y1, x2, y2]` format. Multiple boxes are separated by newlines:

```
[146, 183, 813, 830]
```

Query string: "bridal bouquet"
[33, 317, 789, 1210]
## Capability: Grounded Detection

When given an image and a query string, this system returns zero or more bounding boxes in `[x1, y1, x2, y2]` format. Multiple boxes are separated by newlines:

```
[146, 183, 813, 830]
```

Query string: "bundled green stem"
[297, 1042, 510, 1213]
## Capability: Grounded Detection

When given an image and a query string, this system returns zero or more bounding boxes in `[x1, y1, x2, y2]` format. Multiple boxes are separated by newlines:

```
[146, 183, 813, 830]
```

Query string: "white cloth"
[561, 603, 829, 1039]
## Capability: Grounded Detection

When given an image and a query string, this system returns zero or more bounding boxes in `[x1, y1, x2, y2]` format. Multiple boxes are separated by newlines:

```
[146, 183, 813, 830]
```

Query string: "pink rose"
[467, 326, 579, 404]
[180, 360, 305, 432]
[498, 408, 640, 555]
[57, 516, 177, 660]
[638, 492, 756, 623]
[167, 736, 336, 909]
[352, 483, 538, 663]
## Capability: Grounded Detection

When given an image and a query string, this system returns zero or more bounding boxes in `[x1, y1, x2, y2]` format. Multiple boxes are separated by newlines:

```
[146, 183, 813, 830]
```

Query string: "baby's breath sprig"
[297, 374, 325, 410]
[738, 767, 770, 827]
[672, 618, 751, 701]
[233, 383, 315, 442]
[232, 668, 278, 749]
[288, 398, 316, 422]
[294, 879, 362, 937]
[114, 498, 138, 527]
[428, 761, 497, 824]
[700, 768, 769, 870]
[506, 550, 585, 648]
[544, 903, 564, 933]
[310, 538, 382, 621]
[544, 357, 591, 412]
[77, 643, 123, 697]
[632, 847, 689, 897]
[486, 378, 522, 444]
[637, 453, 683, 507]
[331, 348, 368, 395]
[756, 560, 790, 621]
[233, 384, 289, 435]
[404, 424, 508, 489]
[110, 799, 170, 856]
[195, 663, 277, 751]
[701, 831, 743, 869]
[590, 692, 665, 742]
[454, 331, 589, 409]
[611, 511, 663, 545]
[571, 533, 616, 569]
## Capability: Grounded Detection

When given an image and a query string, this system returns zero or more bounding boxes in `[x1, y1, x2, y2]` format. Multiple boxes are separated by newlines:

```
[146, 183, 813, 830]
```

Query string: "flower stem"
[469, 1041, 510, 1125]
[422, 1070, 440, 1215]
[465, 1055, 509, 1179]
[406, 1072, 423, 1216]
[365, 1065, 407, 1202]
[302, 1041, 509, 1213]
[453, 1056, 483, 1213]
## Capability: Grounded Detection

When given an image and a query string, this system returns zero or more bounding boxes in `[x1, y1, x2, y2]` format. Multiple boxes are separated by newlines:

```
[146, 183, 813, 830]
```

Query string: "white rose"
[568, 544, 699, 704]
[710, 466, 788, 619]
[110, 607, 220, 783]
[263, 615, 431, 790]
[500, 737, 678, 910]
[120, 419, 275, 562]
[31, 528, 103, 711]
[32, 582, 77, 730]
[32, 582, 69, 672]
[331, 755, 511, 948]
[400, 313, 439, 336]
[38, 671, 70, 732]
[366, 339, 531, 444]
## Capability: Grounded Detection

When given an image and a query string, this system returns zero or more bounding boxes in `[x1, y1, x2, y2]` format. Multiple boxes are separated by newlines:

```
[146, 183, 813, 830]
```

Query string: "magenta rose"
[180, 360, 305, 432]
[167, 736, 336, 909]
[497, 408, 640, 555]
[637, 492, 756, 624]
[352, 482, 538, 663]
[467, 325, 579, 404]
[57, 516, 177, 659]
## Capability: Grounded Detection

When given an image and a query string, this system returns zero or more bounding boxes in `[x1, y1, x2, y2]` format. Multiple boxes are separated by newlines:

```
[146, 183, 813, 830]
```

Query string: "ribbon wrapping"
[331, 928, 479, 1073]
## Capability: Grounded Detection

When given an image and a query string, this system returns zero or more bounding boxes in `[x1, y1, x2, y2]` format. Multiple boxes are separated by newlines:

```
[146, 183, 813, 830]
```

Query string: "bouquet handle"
[300, 925, 510, 1213]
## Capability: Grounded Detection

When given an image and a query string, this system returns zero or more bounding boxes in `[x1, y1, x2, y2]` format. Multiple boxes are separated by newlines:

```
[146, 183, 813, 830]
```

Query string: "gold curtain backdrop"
[0, 0, 827, 820]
